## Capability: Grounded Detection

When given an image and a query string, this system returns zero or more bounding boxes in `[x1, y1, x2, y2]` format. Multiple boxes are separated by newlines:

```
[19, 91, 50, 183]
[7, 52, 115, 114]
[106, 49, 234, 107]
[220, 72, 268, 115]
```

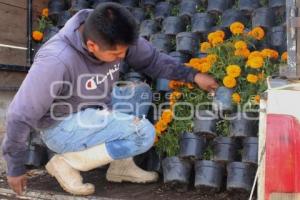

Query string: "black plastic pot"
[213, 137, 237, 163]
[212, 86, 233, 112]
[47, 148, 56, 160]
[252, 7, 275, 29]
[25, 144, 48, 168]
[179, 132, 206, 160]
[155, 2, 171, 21]
[169, 51, 191, 63]
[239, 0, 260, 15]
[176, 32, 199, 55]
[229, 112, 259, 138]
[207, 0, 232, 15]
[193, 52, 207, 58]
[242, 137, 258, 165]
[150, 33, 172, 53]
[156, 79, 171, 92]
[193, 110, 218, 139]
[194, 160, 225, 192]
[162, 16, 186, 36]
[119, 0, 139, 9]
[92, 0, 113, 8]
[57, 10, 72, 28]
[132, 8, 145, 25]
[48, 0, 69, 21]
[221, 9, 248, 29]
[145, 147, 163, 173]
[162, 156, 192, 190]
[270, 25, 287, 53]
[43, 26, 60, 42]
[179, 0, 198, 19]
[139, 20, 159, 39]
[141, 0, 158, 9]
[191, 13, 215, 35]
[70, 0, 90, 14]
[227, 162, 256, 192]
[269, 0, 285, 9]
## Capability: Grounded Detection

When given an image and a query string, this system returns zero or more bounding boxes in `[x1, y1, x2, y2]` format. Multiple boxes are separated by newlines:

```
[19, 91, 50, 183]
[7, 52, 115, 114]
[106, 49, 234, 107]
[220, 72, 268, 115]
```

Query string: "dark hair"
[82, 3, 138, 49]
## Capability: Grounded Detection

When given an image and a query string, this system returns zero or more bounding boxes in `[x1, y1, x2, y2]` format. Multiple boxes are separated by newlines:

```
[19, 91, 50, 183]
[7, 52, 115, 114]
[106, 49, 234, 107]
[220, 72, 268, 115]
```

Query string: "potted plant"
[48, 0, 69, 21]
[191, 13, 215, 37]
[162, 156, 192, 191]
[139, 19, 159, 40]
[229, 112, 259, 138]
[179, 132, 206, 160]
[154, 2, 171, 22]
[70, 0, 90, 14]
[176, 32, 199, 55]
[150, 33, 173, 53]
[220, 9, 248, 29]
[213, 86, 234, 112]
[270, 25, 287, 53]
[179, 0, 198, 20]
[57, 10, 72, 28]
[162, 16, 186, 36]
[193, 109, 219, 139]
[226, 162, 256, 192]
[213, 136, 238, 163]
[238, 0, 260, 15]
[242, 137, 258, 165]
[252, 7, 275, 29]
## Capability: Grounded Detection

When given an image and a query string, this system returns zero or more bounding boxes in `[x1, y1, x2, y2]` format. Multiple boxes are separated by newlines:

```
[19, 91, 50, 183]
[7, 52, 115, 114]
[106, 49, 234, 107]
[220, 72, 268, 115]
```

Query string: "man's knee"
[134, 118, 156, 153]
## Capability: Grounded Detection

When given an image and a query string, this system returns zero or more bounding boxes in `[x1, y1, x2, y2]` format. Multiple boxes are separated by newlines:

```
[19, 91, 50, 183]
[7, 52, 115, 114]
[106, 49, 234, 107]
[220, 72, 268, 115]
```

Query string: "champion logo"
[85, 63, 120, 90]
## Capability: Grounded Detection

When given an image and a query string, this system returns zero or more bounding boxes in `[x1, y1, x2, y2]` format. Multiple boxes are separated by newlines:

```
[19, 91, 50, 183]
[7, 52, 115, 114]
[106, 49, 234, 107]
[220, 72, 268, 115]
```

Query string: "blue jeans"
[40, 108, 156, 160]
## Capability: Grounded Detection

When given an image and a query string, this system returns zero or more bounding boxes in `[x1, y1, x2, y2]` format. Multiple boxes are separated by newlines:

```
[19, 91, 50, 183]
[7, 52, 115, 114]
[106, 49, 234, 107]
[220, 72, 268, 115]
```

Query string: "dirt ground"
[0, 168, 255, 200]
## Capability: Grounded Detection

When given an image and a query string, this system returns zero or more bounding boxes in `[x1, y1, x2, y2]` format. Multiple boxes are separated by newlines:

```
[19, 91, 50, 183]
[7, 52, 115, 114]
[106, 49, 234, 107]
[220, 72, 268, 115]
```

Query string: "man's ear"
[86, 40, 97, 53]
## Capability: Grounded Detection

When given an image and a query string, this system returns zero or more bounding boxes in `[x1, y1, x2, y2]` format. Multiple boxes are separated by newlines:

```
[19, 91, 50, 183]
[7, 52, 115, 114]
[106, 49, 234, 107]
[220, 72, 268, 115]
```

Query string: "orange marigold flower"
[235, 48, 250, 58]
[207, 54, 218, 64]
[258, 72, 265, 80]
[226, 65, 241, 78]
[200, 42, 211, 53]
[155, 120, 168, 134]
[161, 109, 173, 124]
[168, 80, 185, 89]
[261, 49, 279, 59]
[42, 8, 49, 17]
[254, 95, 260, 103]
[232, 93, 241, 104]
[223, 76, 237, 88]
[200, 62, 212, 73]
[234, 41, 247, 50]
[208, 30, 225, 42]
[32, 31, 43, 42]
[186, 83, 194, 89]
[211, 36, 224, 46]
[247, 74, 259, 84]
[281, 51, 288, 61]
[248, 27, 265, 40]
[248, 51, 263, 60]
[246, 56, 264, 69]
[230, 22, 245, 35]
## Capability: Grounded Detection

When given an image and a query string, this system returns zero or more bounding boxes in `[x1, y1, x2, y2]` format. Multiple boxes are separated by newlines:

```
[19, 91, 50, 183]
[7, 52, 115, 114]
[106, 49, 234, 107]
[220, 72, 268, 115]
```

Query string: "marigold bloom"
[211, 37, 224, 46]
[226, 65, 241, 78]
[200, 42, 211, 53]
[248, 51, 263, 60]
[234, 41, 247, 49]
[261, 49, 279, 59]
[161, 109, 173, 124]
[235, 48, 250, 58]
[281, 51, 288, 61]
[230, 22, 245, 35]
[32, 31, 43, 42]
[248, 27, 265, 40]
[232, 93, 241, 104]
[223, 76, 237, 88]
[207, 54, 218, 64]
[42, 8, 49, 17]
[247, 74, 259, 84]
[246, 56, 264, 69]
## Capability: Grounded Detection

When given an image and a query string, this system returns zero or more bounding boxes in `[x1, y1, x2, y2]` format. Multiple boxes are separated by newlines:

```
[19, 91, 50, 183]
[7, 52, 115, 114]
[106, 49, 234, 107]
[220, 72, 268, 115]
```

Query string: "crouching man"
[2, 3, 217, 196]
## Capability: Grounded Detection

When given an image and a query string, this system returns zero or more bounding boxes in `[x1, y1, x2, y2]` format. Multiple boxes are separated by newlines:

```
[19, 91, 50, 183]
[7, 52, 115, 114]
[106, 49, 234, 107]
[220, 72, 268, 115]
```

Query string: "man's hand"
[7, 174, 27, 195]
[194, 73, 218, 92]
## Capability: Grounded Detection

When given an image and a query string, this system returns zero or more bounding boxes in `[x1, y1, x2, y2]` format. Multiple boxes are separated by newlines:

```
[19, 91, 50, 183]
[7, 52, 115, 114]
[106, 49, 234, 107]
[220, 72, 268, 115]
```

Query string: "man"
[2, 3, 218, 196]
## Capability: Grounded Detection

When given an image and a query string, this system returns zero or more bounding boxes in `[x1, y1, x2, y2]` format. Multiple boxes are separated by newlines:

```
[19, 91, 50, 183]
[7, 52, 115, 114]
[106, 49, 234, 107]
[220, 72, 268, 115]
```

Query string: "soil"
[0, 168, 255, 200]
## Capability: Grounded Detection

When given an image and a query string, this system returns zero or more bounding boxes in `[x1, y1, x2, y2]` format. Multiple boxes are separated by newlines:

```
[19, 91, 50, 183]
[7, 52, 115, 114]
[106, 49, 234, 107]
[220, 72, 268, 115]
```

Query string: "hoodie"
[2, 9, 198, 176]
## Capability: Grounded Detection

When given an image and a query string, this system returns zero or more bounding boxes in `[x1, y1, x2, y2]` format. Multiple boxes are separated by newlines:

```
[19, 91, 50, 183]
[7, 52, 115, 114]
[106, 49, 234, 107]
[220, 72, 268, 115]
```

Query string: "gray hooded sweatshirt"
[2, 9, 198, 176]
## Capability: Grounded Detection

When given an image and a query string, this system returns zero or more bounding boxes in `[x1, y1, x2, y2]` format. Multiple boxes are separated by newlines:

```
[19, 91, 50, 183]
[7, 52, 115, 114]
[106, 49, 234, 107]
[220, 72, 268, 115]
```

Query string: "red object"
[265, 114, 300, 200]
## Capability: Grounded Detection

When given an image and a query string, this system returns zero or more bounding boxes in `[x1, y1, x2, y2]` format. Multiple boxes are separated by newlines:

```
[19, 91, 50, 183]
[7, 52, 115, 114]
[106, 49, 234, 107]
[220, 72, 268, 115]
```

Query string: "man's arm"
[2, 55, 66, 177]
[125, 37, 198, 83]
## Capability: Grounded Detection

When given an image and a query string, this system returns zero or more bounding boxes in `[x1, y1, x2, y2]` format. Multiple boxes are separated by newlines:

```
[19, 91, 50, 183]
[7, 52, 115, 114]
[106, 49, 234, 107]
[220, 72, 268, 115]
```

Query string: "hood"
[58, 9, 103, 64]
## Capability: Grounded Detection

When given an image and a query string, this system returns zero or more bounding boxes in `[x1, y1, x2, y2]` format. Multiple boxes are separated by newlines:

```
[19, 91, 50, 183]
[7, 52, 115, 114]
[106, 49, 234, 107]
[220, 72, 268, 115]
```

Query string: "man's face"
[86, 40, 128, 62]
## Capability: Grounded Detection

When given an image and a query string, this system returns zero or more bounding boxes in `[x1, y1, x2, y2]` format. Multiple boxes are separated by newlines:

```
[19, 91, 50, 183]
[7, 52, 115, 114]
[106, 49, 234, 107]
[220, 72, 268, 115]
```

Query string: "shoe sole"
[46, 162, 94, 196]
[106, 174, 158, 183]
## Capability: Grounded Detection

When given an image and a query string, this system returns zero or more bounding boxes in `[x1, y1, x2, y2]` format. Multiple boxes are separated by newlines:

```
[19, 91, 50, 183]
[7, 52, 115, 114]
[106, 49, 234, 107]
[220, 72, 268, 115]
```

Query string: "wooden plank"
[0, 4, 27, 46]
[0, 0, 26, 9]
[0, 47, 27, 66]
